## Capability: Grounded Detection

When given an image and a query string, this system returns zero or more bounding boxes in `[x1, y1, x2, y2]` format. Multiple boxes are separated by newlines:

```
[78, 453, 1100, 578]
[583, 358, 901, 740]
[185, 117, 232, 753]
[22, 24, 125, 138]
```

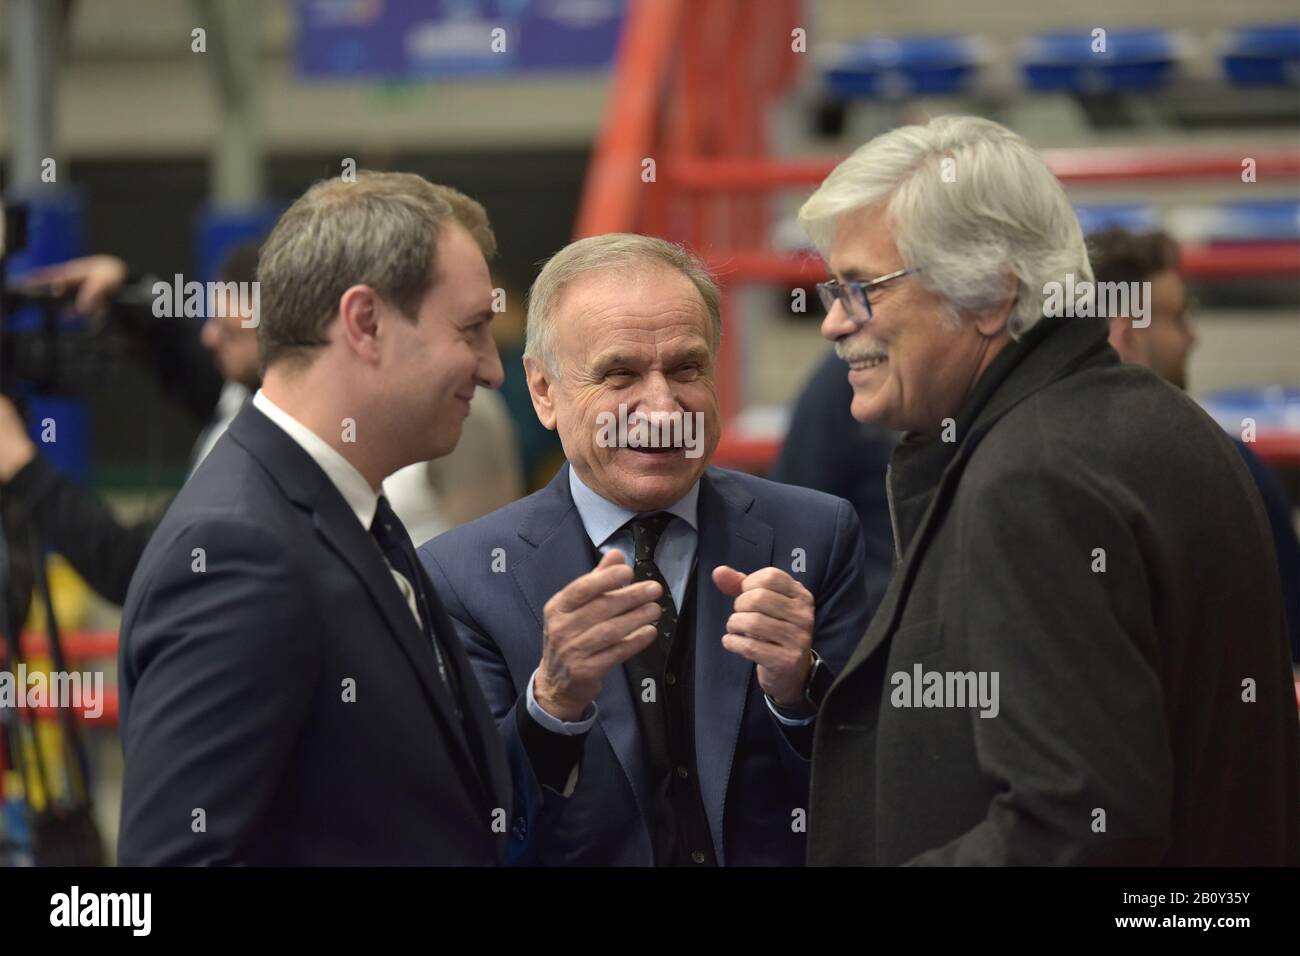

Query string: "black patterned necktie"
[370, 496, 455, 704]
[630, 512, 679, 647]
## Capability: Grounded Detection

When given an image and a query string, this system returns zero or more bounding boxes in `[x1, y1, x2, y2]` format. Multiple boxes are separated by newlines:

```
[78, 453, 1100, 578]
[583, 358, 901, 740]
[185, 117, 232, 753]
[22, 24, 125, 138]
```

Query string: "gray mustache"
[835, 341, 888, 364]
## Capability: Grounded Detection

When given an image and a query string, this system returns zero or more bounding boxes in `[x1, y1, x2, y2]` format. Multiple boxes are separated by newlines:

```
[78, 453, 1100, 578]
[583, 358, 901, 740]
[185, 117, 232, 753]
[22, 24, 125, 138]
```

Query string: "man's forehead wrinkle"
[572, 296, 707, 329]
[564, 295, 709, 353]
[584, 323, 711, 368]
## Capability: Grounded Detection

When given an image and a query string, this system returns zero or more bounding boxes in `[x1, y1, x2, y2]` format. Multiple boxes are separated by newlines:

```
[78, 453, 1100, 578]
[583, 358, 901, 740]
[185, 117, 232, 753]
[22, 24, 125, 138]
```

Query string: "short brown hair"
[1087, 227, 1179, 287]
[257, 171, 495, 370]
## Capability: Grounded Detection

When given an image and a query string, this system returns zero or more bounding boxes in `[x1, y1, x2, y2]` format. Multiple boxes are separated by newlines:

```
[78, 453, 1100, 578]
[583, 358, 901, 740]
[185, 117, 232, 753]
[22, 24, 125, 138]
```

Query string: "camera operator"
[0, 242, 262, 604]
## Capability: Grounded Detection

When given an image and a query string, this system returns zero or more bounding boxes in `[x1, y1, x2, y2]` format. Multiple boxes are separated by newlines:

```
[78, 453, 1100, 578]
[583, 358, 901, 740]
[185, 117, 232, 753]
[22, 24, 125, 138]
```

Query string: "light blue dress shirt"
[525, 467, 813, 734]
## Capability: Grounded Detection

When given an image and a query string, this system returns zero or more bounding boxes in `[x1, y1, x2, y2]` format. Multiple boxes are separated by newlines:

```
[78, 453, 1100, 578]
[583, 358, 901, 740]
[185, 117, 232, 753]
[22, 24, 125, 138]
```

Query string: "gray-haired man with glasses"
[801, 115, 1297, 866]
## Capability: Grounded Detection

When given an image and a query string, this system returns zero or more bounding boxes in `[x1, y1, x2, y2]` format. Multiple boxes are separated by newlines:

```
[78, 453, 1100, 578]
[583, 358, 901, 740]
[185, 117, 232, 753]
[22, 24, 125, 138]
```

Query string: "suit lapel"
[693, 469, 772, 866]
[509, 466, 655, 850]
[226, 404, 480, 786]
[420, 571, 511, 824]
[311, 488, 481, 773]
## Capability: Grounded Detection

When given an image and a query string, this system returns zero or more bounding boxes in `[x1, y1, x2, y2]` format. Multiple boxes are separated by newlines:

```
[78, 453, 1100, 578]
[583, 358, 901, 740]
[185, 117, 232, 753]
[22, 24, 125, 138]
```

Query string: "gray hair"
[257, 171, 495, 371]
[797, 115, 1092, 339]
[525, 233, 721, 376]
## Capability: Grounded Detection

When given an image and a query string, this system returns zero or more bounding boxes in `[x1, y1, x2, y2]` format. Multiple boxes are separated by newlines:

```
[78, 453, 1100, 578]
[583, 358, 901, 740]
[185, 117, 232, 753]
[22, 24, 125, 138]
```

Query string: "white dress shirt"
[251, 389, 423, 629]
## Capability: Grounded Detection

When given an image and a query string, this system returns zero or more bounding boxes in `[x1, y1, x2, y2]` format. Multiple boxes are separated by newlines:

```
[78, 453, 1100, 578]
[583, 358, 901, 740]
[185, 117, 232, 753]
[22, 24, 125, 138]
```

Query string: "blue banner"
[296, 0, 626, 80]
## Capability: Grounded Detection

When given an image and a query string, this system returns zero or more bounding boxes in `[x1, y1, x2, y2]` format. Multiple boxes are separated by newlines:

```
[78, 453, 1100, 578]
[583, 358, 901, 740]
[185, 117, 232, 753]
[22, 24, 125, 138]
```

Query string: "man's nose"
[633, 371, 680, 412]
[821, 299, 857, 343]
[477, 340, 505, 390]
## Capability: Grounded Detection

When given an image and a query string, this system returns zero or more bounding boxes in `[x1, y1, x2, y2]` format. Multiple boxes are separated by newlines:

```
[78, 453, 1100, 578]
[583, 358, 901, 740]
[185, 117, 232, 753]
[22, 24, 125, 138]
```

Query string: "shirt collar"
[252, 389, 380, 531]
[567, 464, 699, 550]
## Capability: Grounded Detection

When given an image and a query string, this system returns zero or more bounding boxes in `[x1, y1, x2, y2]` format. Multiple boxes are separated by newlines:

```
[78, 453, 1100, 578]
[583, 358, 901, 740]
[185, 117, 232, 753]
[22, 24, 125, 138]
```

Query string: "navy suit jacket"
[118, 403, 531, 865]
[418, 464, 868, 865]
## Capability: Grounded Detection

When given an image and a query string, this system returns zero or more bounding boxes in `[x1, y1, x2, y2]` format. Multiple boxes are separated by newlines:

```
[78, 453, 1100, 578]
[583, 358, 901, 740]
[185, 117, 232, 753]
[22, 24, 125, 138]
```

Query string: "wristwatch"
[767, 649, 832, 718]
[802, 649, 833, 709]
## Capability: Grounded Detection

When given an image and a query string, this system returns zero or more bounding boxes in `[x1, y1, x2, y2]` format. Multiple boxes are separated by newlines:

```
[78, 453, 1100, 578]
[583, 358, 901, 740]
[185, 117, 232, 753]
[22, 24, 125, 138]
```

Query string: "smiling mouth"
[847, 355, 888, 370]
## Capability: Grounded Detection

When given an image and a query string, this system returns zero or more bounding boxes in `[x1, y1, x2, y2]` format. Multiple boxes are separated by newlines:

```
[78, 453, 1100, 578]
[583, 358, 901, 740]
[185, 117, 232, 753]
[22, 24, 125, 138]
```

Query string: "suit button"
[666, 672, 677, 686]
[676, 766, 689, 779]
[691, 850, 705, 864]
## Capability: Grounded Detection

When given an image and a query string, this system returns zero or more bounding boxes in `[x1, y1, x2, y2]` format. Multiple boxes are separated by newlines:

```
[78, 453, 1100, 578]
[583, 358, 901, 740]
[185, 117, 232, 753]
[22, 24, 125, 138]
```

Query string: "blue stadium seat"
[1074, 203, 1161, 235]
[1222, 23, 1300, 87]
[1201, 387, 1300, 434]
[823, 35, 981, 99]
[1020, 28, 1176, 93]
[1204, 199, 1300, 242]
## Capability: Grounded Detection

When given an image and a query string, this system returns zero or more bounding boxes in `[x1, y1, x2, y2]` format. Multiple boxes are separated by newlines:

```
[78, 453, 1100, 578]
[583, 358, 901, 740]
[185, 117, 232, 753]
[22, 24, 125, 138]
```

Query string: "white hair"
[525, 233, 721, 376]
[797, 115, 1092, 339]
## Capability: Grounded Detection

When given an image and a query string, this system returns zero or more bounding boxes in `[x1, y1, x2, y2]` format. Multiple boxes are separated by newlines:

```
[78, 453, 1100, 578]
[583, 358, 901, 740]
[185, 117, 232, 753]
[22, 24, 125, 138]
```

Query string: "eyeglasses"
[816, 268, 921, 325]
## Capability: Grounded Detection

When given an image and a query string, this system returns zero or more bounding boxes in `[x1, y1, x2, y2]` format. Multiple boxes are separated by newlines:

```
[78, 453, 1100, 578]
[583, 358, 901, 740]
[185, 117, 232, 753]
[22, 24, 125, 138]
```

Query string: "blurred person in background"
[802, 115, 1297, 866]
[487, 278, 567, 490]
[771, 347, 898, 613]
[0, 242, 262, 605]
[385, 384, 524, 546]
[1090, 226, 1300, 662]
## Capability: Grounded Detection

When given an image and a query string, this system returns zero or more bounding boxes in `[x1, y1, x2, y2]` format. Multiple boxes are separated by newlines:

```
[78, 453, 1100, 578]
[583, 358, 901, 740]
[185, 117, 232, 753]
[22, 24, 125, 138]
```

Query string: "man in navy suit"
[419, 234, 869, 865]
[118, 172, 568, 865]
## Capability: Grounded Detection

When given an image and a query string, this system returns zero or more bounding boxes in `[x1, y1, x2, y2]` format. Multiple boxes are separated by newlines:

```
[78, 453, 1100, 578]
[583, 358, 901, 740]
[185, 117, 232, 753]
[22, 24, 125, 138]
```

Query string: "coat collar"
[889, 314, 1113, 556]
[843, 315, 1115, 675]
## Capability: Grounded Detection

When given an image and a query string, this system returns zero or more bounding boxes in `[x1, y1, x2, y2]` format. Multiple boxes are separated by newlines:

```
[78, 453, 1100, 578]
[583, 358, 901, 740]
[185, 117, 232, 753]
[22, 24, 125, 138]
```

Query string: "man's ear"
[1107, 315, 1140, 364]
[337, 285, 382, 364]
[971, 274, 1017, 338]
[523, 354, 558, 430]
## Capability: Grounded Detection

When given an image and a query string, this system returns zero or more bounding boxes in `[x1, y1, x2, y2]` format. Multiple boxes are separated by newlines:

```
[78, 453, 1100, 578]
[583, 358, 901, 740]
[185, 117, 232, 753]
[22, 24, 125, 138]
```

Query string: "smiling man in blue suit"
[419, 234, 870, 865]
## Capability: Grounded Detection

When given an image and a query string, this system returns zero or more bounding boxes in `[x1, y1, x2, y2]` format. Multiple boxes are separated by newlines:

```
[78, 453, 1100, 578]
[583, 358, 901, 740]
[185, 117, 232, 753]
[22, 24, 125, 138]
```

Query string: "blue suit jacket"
[418, 464, 868, 865]
[118, 403, 528, 865]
